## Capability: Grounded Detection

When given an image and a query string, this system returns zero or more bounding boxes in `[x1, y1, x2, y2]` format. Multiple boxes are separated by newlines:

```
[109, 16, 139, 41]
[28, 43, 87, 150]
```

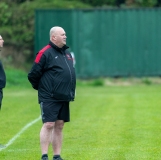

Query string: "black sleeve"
[28, 54, 46, 90]
[0, 62, 6, 89]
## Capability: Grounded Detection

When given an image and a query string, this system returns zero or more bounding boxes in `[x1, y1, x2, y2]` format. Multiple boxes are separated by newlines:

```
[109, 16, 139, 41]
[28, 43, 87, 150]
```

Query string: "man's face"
[54, 28, 67, 48]
[0, 36, 4, 48]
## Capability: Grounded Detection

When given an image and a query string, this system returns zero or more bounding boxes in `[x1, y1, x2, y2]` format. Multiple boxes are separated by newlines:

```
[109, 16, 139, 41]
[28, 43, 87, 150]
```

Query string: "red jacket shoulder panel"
[35, 45, 51, 63]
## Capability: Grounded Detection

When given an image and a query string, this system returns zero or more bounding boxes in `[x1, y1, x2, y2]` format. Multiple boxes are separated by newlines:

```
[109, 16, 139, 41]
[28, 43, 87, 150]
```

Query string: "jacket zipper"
[63, 55, 73, 100]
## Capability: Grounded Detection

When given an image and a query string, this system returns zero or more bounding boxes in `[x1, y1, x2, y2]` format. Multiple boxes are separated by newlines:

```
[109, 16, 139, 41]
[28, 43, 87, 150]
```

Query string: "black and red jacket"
[28, 41, 76, 103]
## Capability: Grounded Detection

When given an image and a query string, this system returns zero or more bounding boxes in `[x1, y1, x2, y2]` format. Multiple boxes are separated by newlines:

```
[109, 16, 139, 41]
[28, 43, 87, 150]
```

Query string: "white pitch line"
[0, 116, 41, 151]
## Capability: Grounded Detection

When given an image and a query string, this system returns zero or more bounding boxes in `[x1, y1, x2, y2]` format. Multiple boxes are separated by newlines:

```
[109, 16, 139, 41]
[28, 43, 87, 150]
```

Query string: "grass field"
[0, 80, 161, 159]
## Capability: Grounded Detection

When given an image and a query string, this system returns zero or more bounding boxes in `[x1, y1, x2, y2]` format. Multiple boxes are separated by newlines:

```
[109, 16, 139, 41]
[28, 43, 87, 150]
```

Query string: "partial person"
[0, 35, 6, 110]
[28, 26, 76, 160]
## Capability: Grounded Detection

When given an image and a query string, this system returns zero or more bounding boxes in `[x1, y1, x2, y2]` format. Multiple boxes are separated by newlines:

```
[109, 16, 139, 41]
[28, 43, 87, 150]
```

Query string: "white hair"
[49, 26, 63, 38]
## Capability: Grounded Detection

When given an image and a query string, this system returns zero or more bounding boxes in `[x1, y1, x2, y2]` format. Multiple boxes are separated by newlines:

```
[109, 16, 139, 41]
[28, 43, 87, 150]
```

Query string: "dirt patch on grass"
[104, 77, 161, 86]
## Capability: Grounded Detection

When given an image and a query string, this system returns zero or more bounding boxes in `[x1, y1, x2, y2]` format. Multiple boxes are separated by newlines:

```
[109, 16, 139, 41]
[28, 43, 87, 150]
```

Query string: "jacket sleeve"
[28, 54, 46, 90]
[0, 62, 6, 89]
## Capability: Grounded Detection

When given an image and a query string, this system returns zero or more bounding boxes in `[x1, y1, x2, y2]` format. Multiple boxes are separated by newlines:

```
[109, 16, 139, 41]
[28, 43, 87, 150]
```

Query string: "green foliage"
[90, 78, 104, 86]
[80, 0, 117, 6]
[77, 78, 104, 86]
[141, 77, 152, 85]
[80, 0, 159, 7]
[0, 2, 12, 26]
[0, 0, 91, 65]
[136, 0, 158, 7]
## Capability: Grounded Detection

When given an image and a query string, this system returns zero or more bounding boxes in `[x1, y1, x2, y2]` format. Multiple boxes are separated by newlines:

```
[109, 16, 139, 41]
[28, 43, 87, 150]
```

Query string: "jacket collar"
[49, 41, 69, 51]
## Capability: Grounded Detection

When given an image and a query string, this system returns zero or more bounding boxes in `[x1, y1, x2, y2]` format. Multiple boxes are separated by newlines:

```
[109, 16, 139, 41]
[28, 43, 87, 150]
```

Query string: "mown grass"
[5, 68, 30, 88]
[0, 69, 161, 159]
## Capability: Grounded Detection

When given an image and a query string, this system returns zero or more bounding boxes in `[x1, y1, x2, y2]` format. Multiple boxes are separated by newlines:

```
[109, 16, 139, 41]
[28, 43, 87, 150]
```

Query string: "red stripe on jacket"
[35, 45, 51, 63]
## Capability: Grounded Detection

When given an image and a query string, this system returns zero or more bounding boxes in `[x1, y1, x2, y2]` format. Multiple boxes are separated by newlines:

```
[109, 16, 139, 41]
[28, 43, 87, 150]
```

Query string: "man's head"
[0, 35, 4, 48]
[50, 26, 67, 48]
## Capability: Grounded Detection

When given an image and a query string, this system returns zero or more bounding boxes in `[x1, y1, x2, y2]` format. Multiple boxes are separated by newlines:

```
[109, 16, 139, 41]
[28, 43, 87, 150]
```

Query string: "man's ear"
[52, 35, 56, 41]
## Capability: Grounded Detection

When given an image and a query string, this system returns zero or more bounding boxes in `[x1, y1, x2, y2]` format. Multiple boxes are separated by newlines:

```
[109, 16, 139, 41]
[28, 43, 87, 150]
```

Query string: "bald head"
[50, 26, 67, 48]
[50, 26, 61, 37]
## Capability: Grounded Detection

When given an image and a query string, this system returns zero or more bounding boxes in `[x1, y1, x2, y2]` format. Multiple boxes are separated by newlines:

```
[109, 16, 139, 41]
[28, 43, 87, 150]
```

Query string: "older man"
[28, 26, 76, 160]
[0, 35, 6, 110]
